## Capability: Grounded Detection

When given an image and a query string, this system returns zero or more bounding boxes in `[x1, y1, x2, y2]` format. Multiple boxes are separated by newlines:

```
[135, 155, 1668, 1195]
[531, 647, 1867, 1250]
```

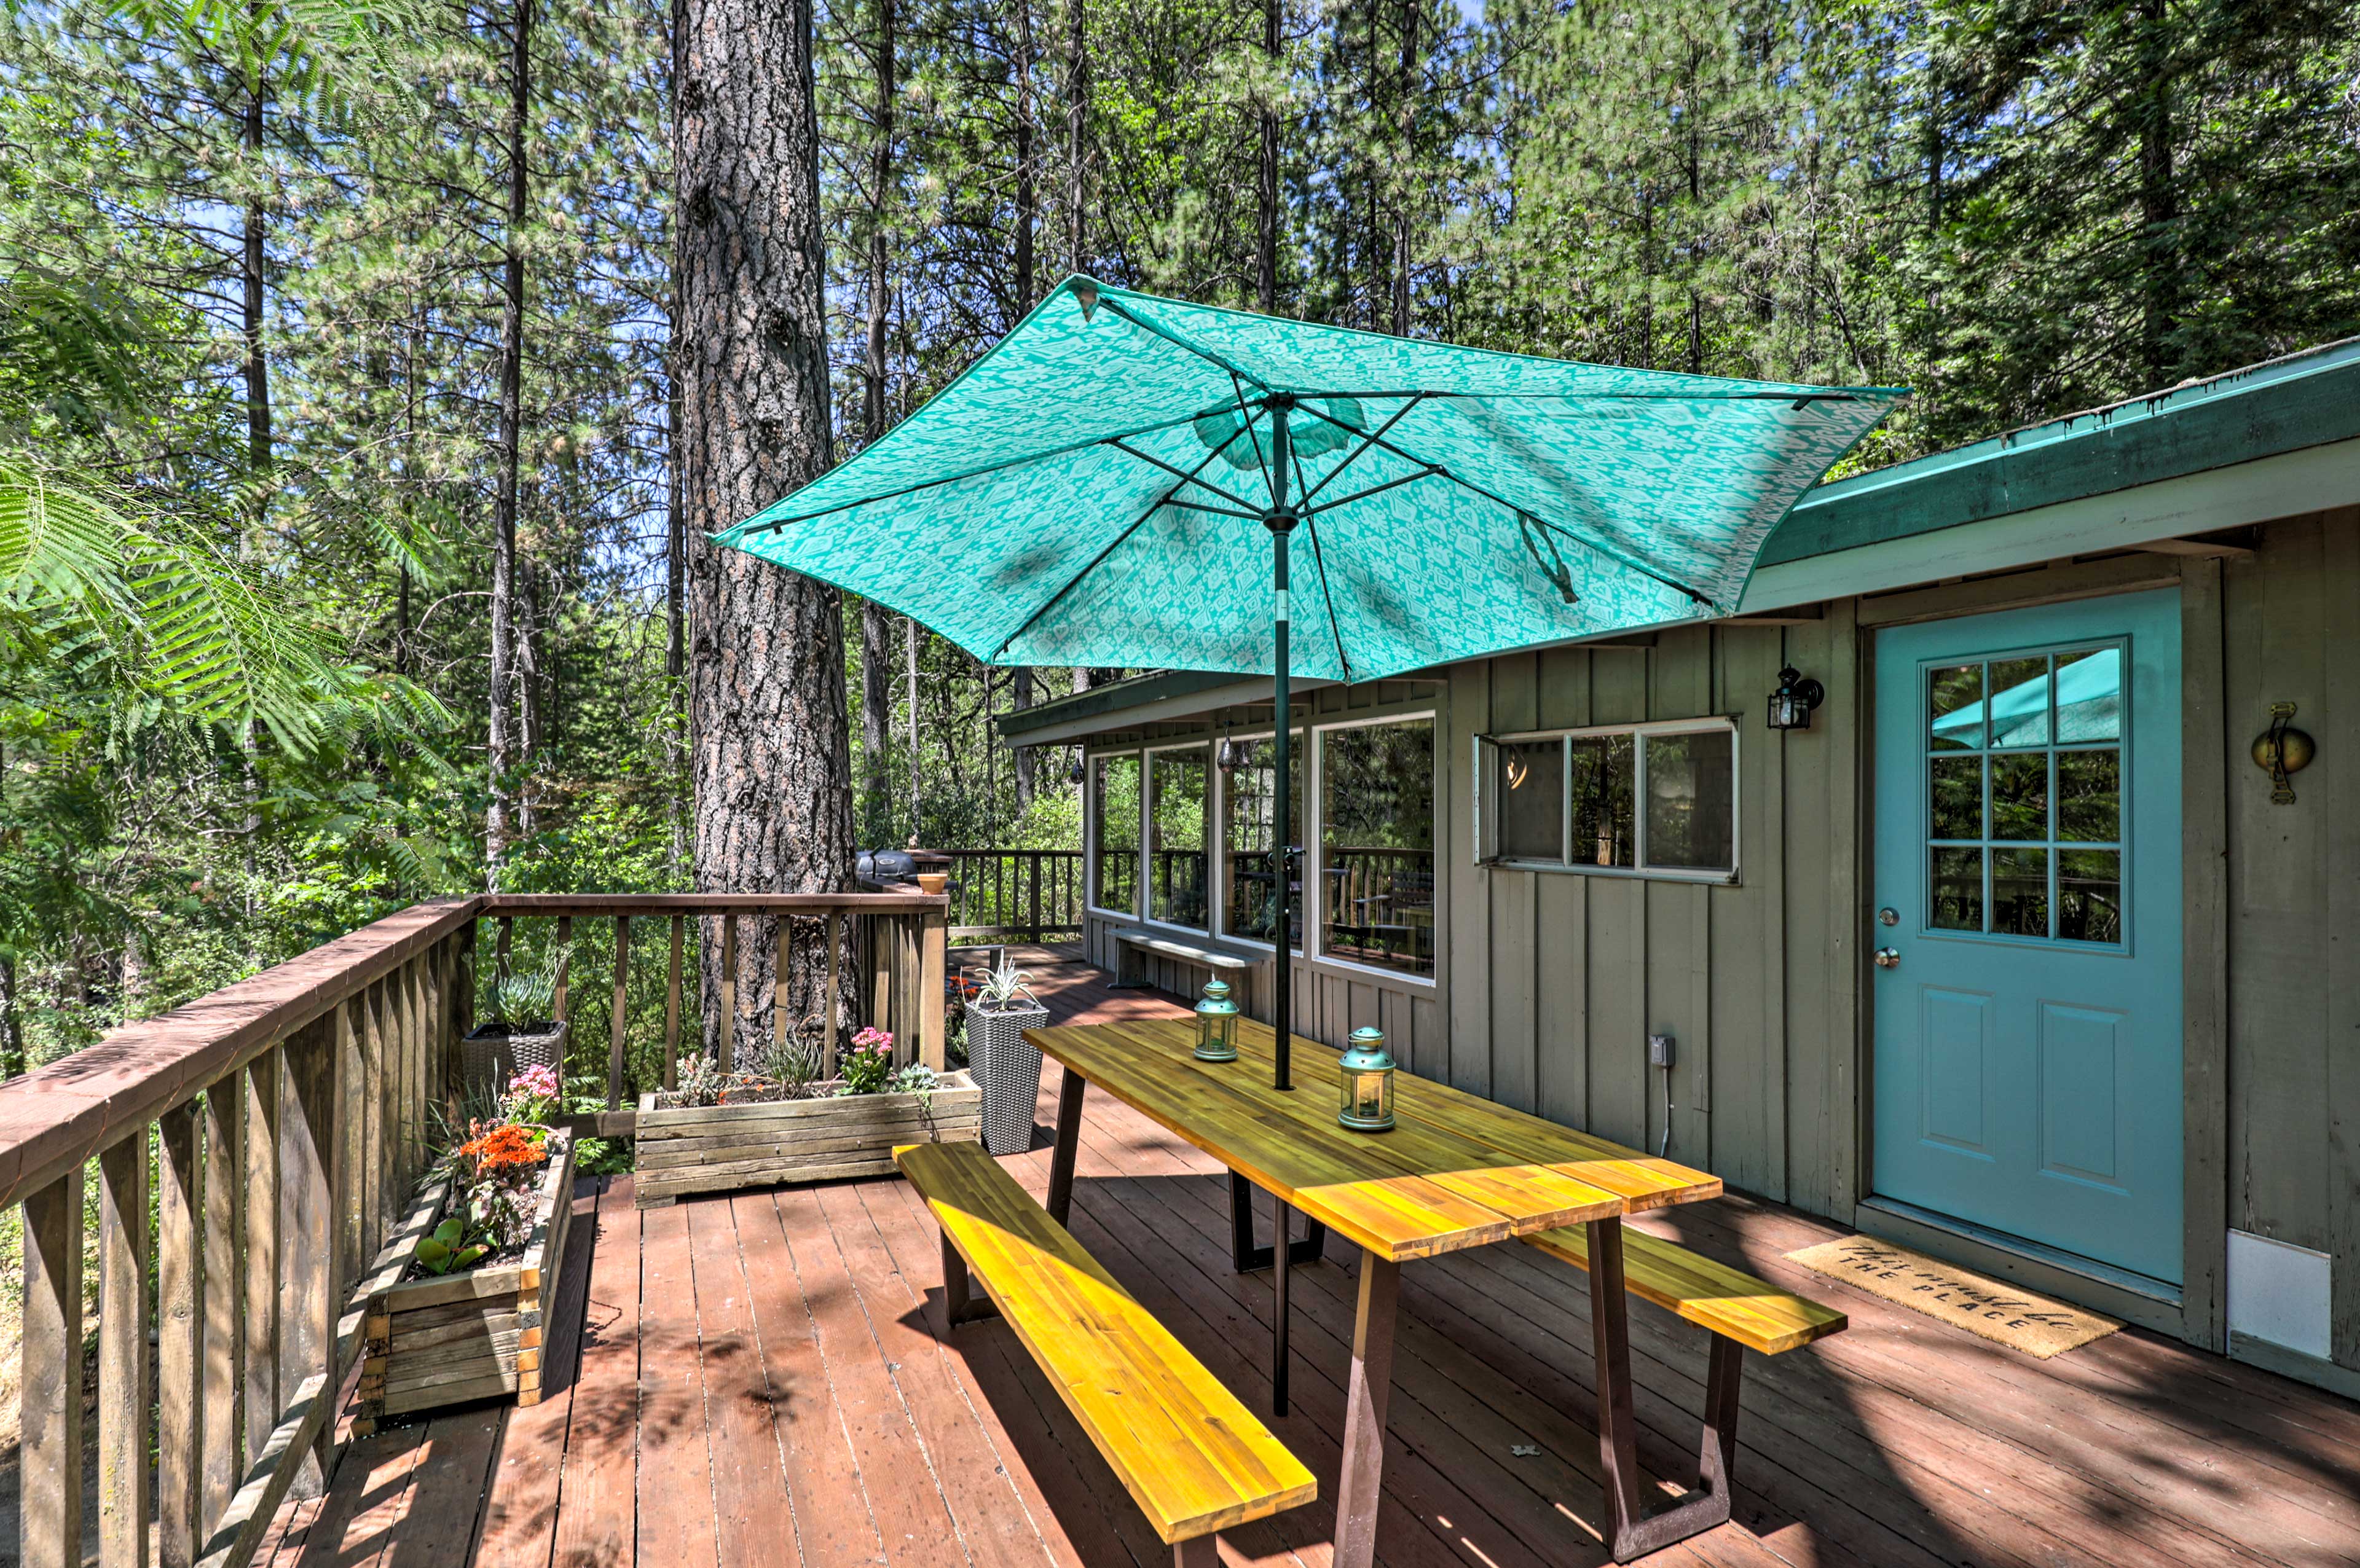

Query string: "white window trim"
[1311, 711, 1441, 988]
[1208, 727, 1305, 957]
[1476, 715, 1742, 885]
[1140, 740, 1214, 938]
[1084, 750, 1144, 921]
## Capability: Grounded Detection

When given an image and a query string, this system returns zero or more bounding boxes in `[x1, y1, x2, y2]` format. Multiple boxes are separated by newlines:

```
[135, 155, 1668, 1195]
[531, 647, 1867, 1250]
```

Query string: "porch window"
[1147, 746, 1210, 931]
[1481, 719, 1734, 880]
[1090, 753, 1141, 914]
[1221, 732, 1302, 949]
[1318, 718, 1436, 979]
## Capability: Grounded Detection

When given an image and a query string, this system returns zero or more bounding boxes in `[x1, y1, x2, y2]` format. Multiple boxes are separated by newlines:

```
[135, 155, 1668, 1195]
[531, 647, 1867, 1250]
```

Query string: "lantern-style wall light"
[1337, 1025, 1396, 1132]
[1192, 978, 1240, 1062]
[1766, 666, 1825, 731]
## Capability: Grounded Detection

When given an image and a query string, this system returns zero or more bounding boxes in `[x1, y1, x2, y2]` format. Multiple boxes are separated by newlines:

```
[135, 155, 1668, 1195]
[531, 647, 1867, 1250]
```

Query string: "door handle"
[1873, 947, 1902, 969]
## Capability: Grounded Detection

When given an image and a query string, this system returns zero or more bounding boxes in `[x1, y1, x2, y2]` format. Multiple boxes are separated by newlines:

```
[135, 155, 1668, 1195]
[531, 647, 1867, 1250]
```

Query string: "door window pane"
[1931, 848, 1983, 930]
[1930, 757, 1983, 841]
[1642, 729, 1734, 872]
[1496, 739, 1566, 861]
[1929, 664, 1984, 751]
[1221, 734, 1301, 947]
[2057, 750, 2120, 842]
[1991, 847, 2050, 937]
[2059, 850, 2123, 942]
[1320, 720, 1435, 978]
[1091, 755, 1140, 913]
[1988, 755, 2049, 841]
[1148, 748, 1209, 930]
[1568, 733, 1636, 867]
[1987, 657, 2051, 748]
[2055, 648, 2122, 741]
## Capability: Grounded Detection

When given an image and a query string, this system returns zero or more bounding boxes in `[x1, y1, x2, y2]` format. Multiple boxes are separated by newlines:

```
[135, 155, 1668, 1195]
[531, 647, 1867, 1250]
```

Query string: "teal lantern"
[1337, 1025, 1396, 1132]
[1193, 978, 1240, 1062]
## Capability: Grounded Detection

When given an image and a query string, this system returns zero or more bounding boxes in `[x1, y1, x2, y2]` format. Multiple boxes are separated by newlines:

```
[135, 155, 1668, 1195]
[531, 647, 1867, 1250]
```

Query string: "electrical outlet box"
[1648, 1033, 1676, 1068]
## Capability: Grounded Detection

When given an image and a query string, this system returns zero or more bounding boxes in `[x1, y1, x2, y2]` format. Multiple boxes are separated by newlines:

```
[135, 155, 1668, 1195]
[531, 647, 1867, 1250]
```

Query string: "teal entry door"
[1871, 589, 2182, 1285]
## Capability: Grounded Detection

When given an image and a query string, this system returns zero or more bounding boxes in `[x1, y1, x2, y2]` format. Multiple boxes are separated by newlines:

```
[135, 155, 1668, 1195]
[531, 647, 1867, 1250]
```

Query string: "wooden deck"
[262, 947, 2360, 1568]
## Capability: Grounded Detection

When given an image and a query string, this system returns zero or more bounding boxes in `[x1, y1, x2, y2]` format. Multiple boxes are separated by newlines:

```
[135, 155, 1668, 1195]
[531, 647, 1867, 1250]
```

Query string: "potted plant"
[966, 958, 1050, 1156]
[633, 1024, 980, 1209]
[463, 952, 568, 1096]
[350, 1068, 576, 1434]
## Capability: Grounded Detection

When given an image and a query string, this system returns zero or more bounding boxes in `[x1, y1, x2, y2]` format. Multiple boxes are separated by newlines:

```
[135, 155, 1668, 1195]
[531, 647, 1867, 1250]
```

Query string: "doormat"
[1785, 1236, 2120, 1358]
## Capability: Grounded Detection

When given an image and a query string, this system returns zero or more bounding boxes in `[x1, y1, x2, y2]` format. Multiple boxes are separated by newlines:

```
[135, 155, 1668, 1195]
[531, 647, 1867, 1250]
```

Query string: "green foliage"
[413, 1215, 491, 1276]
[482, 954, 564, 1028]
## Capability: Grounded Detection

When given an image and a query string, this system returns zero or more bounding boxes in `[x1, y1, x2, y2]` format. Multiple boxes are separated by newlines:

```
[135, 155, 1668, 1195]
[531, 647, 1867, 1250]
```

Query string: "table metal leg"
[1045, 1068, 1086, 1228]
[1587, 1217, 1743, 1562]
[1333, 1252, 1399, 1568]
[1229, 1172, 1327, 1271]
[1273, 1201, 1292, 1416]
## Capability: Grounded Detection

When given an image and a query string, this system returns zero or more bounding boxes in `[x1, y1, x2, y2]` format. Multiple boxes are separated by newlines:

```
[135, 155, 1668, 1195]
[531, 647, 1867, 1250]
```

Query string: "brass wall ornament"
[2252, 702, 2315, 804]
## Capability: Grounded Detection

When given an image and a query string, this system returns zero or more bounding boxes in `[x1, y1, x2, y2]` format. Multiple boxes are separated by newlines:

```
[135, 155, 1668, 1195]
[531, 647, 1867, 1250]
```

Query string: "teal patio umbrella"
[718, 276, 1903, 1091]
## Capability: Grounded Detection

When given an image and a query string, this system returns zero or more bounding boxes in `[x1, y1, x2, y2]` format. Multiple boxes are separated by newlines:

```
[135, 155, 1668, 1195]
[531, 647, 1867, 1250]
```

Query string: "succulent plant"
[414, 1216, 490, 1276]
[482, 952, 563, 1028]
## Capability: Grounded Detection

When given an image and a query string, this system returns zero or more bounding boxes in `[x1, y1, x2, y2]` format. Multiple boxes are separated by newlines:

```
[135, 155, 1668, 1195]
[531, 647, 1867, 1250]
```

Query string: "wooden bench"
[1522, 1220, 1846, 1559]
[1109, 927, 1259, 992]
[896, 1140, 1316, 1564]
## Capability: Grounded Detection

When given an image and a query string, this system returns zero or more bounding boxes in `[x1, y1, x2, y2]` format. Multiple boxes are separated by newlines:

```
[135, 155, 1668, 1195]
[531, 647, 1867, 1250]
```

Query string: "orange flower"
[458, 1123, 549, 1180]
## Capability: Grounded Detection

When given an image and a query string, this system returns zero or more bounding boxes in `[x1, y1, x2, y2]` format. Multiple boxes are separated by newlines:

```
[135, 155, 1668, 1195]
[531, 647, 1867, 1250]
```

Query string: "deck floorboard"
[265, 944, 2360, 1568]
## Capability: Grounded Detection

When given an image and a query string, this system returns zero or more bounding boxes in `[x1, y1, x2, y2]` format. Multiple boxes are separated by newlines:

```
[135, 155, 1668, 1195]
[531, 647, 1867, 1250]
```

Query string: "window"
[1221, 732, 1302, 948]
[1924, 645, 2123, 943]
[1147, 747, 1210, 930]
[1090, 753, 1141, 914]
[1482, 719, 1736, 879]
[1319, 718, 1436, 979]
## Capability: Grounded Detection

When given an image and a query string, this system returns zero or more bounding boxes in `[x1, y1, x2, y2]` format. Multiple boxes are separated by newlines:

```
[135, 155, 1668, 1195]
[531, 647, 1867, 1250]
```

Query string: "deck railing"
[4, 888, 946, 1568]
[935, 848, 1084, 942]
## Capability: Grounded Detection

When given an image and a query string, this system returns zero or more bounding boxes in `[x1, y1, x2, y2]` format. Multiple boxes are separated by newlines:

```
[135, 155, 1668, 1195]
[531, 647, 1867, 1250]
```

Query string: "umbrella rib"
[989, 417, 1263, 661]
[1290, 401, 1717, 607]
[1299, 466, 1444, 517]
[1299, 503, 1354, 683]
[1229, 371, 1273, 499]
[1093, 296, 1270, 390]
[1103, 439, 1261, 512]
[1296, 394, 1429, 506]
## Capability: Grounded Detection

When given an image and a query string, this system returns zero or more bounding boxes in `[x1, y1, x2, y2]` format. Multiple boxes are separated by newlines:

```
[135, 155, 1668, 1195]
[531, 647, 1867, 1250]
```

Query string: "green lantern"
[1193, 978, 1240, 1062]
[1337, 1025, 1396, 1132]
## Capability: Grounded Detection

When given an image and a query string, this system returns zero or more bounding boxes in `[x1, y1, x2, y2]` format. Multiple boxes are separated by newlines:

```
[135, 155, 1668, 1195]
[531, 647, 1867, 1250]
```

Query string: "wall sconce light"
[2252, 702, 2315, 804]
[1766, 666, 1825, 731]
[1504, 751, 1532, 790]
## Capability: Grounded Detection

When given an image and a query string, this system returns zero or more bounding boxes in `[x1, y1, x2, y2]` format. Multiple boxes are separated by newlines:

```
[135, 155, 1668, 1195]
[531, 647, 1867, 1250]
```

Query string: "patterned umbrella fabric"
[717, 275, 1903, 683]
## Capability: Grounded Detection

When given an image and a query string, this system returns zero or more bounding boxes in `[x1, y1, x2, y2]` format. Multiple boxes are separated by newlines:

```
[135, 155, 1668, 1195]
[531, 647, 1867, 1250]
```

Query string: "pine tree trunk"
[1255, 0, 1276, 310]
[1012, 667, 1036, 810]
[678, 0, 851, 1058]
[2136, 0, 2178, 385]
[1066, 0, 1087, 271]
[860, 0, 897, 850]
[666, 313, 686, 878]
[861, 601, 894, 842]
[489, 0, 532, 878]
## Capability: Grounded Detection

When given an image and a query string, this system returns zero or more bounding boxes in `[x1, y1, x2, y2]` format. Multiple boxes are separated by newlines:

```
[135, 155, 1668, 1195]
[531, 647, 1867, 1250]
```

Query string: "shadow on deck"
[262, 945, 2360, 1567]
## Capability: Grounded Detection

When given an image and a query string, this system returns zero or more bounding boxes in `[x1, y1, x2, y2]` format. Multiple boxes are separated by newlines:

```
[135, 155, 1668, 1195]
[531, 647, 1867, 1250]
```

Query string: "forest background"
[4, 0, 2358, 1075]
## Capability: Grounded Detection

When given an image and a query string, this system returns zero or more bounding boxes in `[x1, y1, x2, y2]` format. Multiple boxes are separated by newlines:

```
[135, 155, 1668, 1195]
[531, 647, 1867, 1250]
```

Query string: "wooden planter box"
[351, 1128, 575, 1435]
[634, 1071, 981, 1209]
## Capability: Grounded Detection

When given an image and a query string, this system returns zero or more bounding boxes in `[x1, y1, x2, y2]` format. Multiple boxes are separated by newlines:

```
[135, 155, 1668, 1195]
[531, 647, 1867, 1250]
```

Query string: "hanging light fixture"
[1066, 748, 1087, 785]
[1216, 721, 1245, 774]
[1766, 667, 1825, 731]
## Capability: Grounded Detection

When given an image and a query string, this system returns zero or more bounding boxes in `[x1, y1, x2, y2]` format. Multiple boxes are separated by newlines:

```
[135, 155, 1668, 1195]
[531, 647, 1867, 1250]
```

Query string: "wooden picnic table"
[1027, 1016, 1727, 1567]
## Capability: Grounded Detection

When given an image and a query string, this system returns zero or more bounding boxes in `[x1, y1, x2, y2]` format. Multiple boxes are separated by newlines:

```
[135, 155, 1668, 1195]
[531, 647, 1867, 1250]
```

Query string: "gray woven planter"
[461, 1020, 568, 1099]
[966, 999, 1050, 1156]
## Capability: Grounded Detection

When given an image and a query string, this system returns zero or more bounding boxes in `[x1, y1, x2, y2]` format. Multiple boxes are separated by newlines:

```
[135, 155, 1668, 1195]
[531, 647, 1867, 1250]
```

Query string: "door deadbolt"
[1877, 906, 1899, 927]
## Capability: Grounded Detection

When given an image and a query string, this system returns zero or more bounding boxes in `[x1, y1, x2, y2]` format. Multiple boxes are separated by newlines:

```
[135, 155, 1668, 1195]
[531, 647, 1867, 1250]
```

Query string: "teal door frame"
[1869, 587, 2184, 1287]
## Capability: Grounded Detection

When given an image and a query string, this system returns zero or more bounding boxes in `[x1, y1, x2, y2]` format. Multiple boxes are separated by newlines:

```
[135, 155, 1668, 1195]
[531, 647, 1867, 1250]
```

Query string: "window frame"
[1084, 749, 1144, 920]
[1141, 739, 1214, 936]
[1312, 710, 1441, 989]
[1474, 715, 1742, 885]
[1211, 726, 1306, 957]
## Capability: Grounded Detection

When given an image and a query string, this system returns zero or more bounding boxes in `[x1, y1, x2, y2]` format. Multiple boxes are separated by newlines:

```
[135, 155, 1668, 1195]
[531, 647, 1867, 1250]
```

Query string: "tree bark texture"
[1256, 0, 1276, 312]
[488, 0, 532, 877]
[679, 0, 852, 1058]
[859, 0, 900, 852]
[1065, 0, 1087, 272]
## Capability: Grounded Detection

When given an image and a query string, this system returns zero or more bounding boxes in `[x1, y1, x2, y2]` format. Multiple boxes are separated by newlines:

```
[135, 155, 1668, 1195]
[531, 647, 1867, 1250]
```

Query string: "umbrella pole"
[1267, 397, 1296, 1094]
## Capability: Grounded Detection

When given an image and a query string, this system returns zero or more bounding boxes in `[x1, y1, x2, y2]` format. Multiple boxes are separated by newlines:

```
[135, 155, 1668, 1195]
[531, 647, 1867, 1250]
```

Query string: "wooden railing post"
[243, 1045, 281, 1469]
[718, 911, 738, 1072]
[200, 1076, 245, 1536]
[773, 912, 792, 1061]
[99, 1133, 152, 1567]
[919, 904, 948, 1072]
[824, 909, 843, 1069]
[160, 1102, 203, 1568]
[663, 914, 683, 1092]
[553, 914, 573, 1025]
[281, 1016, 336, 1491]
[22, 1169, 84, 1568]
[608, 914, 631, 1108]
